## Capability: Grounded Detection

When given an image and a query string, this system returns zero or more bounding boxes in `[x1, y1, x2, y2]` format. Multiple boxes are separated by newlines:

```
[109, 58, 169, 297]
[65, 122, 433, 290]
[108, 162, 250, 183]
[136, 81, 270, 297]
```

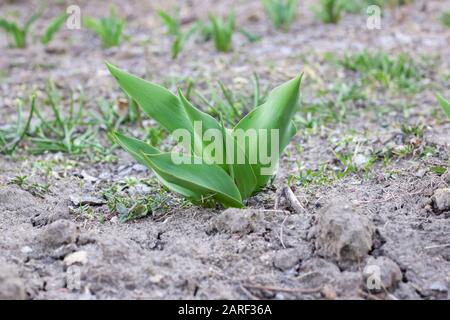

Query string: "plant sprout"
[107, 63, 302, 208]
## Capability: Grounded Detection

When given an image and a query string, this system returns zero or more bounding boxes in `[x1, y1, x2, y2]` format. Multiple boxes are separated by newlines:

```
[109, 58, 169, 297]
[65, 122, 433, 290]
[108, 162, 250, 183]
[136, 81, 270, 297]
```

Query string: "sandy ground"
[0, 0, 449, 299]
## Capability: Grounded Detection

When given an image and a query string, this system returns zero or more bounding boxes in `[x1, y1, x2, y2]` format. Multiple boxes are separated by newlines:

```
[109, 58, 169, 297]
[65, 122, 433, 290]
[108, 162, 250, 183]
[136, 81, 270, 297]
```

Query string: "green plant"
[437, 94, 450, 119]
[0, 96, 35, 154]
[8, 175, 50, 198]
[41, 13, 68, 45]
[195, 73, 266, 125]
[0, 12, 40, 47]
[312, 0, 345, 24]
[262, 0, 298, 31]
[0, 12, 68, 47]
[157, 9, 181, 35]
[83, 8, 124, 48]
[171, 24, 198, 59]
[440, 11, 450, 28]
[338, 51, 421, 90]
[107, 63, 302, 208]
[29, 81, 101, 154]
[209, 13, 235, 52]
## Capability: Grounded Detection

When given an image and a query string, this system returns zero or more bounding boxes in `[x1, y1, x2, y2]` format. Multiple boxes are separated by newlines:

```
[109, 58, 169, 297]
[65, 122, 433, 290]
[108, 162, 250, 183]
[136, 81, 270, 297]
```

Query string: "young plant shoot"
[106, 63, 302, 208]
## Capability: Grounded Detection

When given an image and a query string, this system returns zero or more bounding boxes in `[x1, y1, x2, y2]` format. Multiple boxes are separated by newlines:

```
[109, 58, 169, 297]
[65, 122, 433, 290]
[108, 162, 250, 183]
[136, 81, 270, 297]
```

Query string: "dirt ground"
[0, 0, 449, 300]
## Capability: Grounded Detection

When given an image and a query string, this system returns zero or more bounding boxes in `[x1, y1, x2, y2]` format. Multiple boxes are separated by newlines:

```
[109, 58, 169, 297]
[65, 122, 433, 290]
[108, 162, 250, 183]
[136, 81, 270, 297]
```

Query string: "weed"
[439, 11, 450, 28]
[83, 7, 124, 48]
[312, 0, 345, 24]
[437, 94, 450, 119]
[262, 0, 298, 31]
[107, 63, 302, 208]
[29, 81, 101, 154]
[0, 96, 35, 154]
[0, 11, 67, 47]
[194, 73, 266, 125]
[209, 13, 235, 52]
[41, 13, 69, 45]
[339, 51, 421, 91]
[0, 12, 40, 47]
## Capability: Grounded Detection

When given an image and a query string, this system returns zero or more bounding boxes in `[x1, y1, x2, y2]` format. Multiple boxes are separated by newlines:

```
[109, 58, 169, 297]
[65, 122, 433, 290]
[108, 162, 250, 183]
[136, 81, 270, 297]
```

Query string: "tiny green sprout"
[106, 62, 303, 208]
[439, 11, 450, 28]
[0, 11, 68, 47]
[157, 9, 181, 36]
[437, 94, 450, 120]
[41, 13, 69, 45]
[0, 96, 35, 154]
[0, 12, 40, 48]
[312, 0, 345, 24]
[262, 0, 298, 31]
[29, 81, 102, 155]
[209, 13, 235, 52]
[83, 7, 124, 48]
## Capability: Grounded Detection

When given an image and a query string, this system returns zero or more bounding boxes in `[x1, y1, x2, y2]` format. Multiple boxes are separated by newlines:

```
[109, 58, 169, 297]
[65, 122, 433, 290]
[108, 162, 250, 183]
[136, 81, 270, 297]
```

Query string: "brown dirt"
[0, 0, 449, 300]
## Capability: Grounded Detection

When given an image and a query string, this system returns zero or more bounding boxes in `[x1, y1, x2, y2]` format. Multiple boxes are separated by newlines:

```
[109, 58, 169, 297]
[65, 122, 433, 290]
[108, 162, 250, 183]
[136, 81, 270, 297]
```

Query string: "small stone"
[429, 280, 448, 293]
[314, 198, 374, 267]
[20, 246, 33, 254]
[352, 154, 369, 169]
[64, 251, 88, 266]
[273, 248, 301, 271]
[432, 188, 450, 212]
[364, 256, 402, 292]
[0, 264, 26, 300]
[70, 195, 106, 206]
[209, 209, 264, 235]
[38, 220, 79, 249]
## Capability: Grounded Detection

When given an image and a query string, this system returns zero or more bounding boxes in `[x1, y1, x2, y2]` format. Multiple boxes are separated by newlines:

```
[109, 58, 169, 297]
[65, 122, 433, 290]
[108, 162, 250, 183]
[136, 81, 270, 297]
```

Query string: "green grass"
[312, 0, 345, 24]
[8, 175, 50, 198]
[194, 73, 267, 125]
[262, 0, 298, 31]
[0, 96, 35, 154]
[83, 8, 124, 48]
[0, 11, 68, 47]
[338, 51, 421, 91]
[209, 13, 235, 52]
[0, 12, 40, 47]
[440, 11, 450, 28]
[29, 81, 101, 154]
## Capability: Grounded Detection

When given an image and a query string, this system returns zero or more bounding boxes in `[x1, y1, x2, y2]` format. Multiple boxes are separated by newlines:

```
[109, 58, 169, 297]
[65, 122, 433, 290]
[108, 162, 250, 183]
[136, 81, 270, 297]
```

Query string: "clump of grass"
[0, 12, 40, 47]
[8, 175, 50, 198]
[262, 0, 298, 31]
[312, 0, 345, 24]
[29, 81, 101, 154]
[0, 11, 68, 47]
[440, 11, 450, 28]
[437, 94, 450, 119]
[209, 13, 235, 52]
[338, 51, 421, 91]
[0, 96, 35, 154]
[157, 9, 198, 59]
[195, 73, 266, 125]
[41, 13, 69, 45]
[102, 182, 169, 222]
[83, 8, 124, 48]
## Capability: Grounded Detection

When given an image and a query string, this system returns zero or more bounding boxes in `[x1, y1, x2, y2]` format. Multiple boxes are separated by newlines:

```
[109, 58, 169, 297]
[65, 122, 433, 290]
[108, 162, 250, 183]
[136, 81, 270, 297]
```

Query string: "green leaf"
[141, 152, 243, 208]
[41, 13, 68, 45]
[106, 63, 193, 133]
[437, 94, 450, 120]
[113, 131, 199, 200]
[178, 89, 257, 198]
[233, 74, 302, 187]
